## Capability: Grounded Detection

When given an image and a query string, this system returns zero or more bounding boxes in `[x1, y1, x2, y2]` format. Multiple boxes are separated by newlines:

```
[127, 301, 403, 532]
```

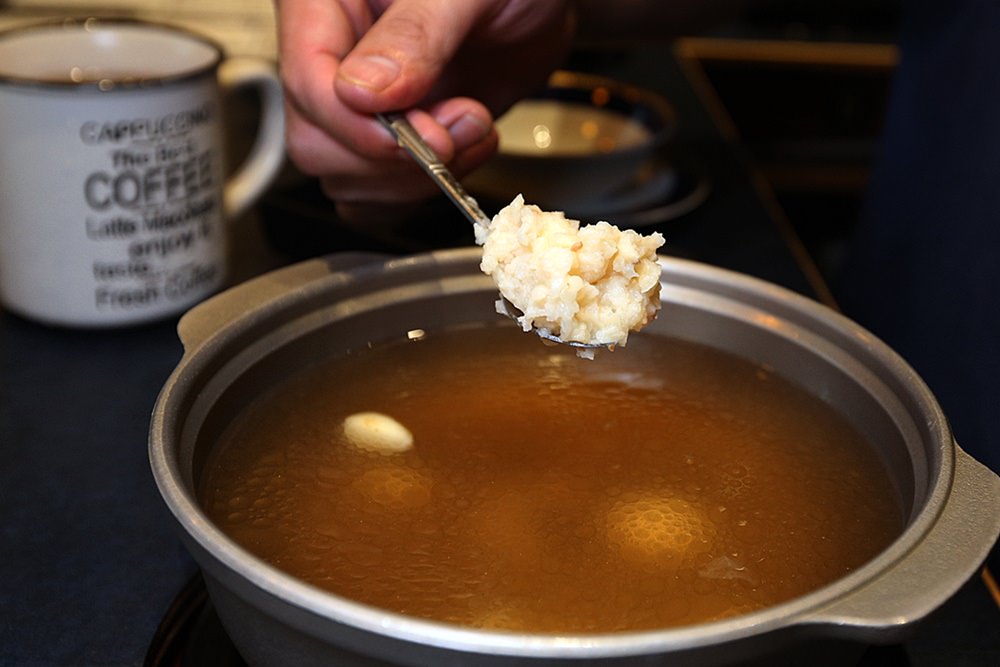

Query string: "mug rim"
[0, 17, 225, 91]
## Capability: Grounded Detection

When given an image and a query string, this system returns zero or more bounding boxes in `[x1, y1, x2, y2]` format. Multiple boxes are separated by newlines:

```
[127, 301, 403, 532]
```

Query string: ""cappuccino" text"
[79, 104, 213, 144]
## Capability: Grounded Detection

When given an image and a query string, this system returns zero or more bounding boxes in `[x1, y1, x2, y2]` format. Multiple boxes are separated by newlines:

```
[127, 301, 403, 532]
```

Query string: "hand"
[275, 0, 576, 221]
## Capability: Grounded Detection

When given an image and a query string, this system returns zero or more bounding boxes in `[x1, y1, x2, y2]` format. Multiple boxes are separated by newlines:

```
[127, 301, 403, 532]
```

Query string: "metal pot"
[149, 248, 1000, 666]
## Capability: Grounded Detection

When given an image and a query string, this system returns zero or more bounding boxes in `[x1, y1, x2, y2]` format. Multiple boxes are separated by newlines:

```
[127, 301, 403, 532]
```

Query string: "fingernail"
[339, 54, 400, 91]
[447, 113, 491, 148]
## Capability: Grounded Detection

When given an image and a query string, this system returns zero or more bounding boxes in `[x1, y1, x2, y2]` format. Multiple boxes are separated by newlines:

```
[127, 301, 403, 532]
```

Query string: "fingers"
[278, 1, 496, 191]
[335, 0, 490, 112]
[312, 102, 498, 205]
[277, 0, 393, 158]
[276, 0, 507, 217]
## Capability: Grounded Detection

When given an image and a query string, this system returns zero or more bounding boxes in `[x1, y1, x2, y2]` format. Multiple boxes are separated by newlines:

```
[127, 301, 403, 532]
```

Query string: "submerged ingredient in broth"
[201, 326, 902, 633]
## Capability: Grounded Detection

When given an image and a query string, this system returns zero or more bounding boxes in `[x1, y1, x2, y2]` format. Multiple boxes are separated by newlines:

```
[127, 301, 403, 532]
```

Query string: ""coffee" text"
[83, 149, 213, 211]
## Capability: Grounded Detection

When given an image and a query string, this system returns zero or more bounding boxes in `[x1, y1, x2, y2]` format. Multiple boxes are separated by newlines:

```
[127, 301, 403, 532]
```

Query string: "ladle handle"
[376, 112, 491, 226]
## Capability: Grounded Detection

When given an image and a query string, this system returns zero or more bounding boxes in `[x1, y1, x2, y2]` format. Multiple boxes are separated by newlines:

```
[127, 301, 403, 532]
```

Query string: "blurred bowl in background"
[464, 71, 676, 215]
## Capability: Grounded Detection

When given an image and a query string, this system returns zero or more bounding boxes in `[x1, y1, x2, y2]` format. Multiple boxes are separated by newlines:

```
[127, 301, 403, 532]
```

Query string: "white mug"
[0, 18, 285, 327]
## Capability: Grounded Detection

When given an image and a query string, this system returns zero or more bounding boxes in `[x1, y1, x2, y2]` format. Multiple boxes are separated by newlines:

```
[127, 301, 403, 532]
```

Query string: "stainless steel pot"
[149, 248, 1000, 666]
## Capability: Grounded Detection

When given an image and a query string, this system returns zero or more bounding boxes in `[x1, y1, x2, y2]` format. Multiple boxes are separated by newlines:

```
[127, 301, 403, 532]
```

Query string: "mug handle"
[217, 58, 285, 221]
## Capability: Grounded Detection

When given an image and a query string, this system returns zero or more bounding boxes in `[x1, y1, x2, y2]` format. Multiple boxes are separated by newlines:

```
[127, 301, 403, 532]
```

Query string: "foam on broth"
[200, 325, 903, 633]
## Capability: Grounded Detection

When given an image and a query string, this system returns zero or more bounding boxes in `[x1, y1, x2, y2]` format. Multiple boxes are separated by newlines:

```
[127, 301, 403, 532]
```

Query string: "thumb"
[335, 0, 488, 111]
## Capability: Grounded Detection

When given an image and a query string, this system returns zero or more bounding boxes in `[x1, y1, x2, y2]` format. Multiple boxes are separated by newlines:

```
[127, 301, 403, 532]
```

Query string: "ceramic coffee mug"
[0, 18, 284, 327]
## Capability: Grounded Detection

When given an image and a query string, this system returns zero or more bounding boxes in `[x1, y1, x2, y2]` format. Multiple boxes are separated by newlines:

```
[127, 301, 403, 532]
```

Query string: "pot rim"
[150, 248, 993, 659]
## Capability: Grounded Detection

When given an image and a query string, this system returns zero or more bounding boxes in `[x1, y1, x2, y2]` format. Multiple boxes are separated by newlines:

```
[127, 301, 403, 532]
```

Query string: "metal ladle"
[376, 111, 604, 351]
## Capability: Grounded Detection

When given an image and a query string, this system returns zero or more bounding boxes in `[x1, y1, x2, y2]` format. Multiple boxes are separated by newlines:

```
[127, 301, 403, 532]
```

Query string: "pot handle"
[177, 253, 388, 352]
[803, 445, 1000, 640]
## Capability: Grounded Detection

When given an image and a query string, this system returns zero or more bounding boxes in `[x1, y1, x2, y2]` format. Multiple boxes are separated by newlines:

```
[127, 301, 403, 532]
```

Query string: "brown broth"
[200, 325, 903, 633]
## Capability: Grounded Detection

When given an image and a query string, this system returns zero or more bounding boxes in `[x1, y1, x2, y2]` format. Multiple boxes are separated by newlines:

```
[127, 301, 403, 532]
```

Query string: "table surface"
[2, 43, 997, 667]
